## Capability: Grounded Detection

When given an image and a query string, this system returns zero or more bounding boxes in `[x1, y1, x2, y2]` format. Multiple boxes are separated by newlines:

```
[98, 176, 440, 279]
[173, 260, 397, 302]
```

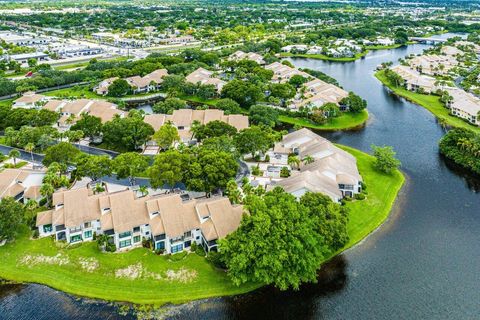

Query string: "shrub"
[169, 251, 188, 261]
[343, 196, 352, 202]
[280, 166, 290, 178]
[354, 193, 366, 200]
[264, 154, 270, 162]
[32, 229, 39, 239]
[142, 238, 152, 249]
[206, 251, 226, 269]
[155, 249, 165, 255]
[251, 165, 261, 176]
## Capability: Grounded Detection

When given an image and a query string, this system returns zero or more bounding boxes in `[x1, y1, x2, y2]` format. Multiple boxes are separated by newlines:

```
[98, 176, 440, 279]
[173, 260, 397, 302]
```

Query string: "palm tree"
[8, 149, 20, 167]
[302, 155, 315, 165]
[24, 143, 35, 163]
[40, 183, 54, 208]
[93, 183, 105, 194]
[139, 185, 149, 197]
[25, 199, 38, 211]
[287, 154, 301, 170]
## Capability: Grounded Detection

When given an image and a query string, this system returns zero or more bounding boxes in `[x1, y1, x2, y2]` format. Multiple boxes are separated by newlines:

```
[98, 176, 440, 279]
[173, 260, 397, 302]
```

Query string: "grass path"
[279, 109, 368, 131]
[375, 70, 480, 134]
[0, 146, 403, 306]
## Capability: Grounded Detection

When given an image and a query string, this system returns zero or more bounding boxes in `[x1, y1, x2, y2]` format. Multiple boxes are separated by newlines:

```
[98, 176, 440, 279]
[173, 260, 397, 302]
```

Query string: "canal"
[1, 35, 480, 319]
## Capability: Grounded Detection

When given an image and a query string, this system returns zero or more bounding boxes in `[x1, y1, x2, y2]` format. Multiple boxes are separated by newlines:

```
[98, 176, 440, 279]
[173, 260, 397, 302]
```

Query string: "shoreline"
[0, 145, 404, 306]
[278, 109, 369, 131]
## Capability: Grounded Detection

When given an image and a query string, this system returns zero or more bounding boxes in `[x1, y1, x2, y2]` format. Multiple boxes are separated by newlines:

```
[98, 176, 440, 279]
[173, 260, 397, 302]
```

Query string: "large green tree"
[249, 105, 279, 127]
[42, 142, 80, 167]
[193, 120, 237, 141]
[75, 154, 112, 182]
[220, 188, 326, 290]
[153, 122, 180, 149]
[0, 197, 26, 242]
[234, 126, 273, 158]
[107, 79, 131, 97]
[71, 113, 103, 139]
[371, 145, 401, 173]
[112, 152, 149, 186]
[221, 79, 264, 108]
[102, 114, 155, 151]
[148, 149, 189, 189]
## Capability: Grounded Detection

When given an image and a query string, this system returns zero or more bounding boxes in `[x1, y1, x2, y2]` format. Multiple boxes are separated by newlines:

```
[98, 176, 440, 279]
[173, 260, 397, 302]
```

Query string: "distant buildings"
[12, 92, 48, 109]
[0, 169, 45, 203]
[265, 62, 310, 83]
[185, 67, 226, 92]
[95, 69, 169, 95]
[36, 187, 245, 254]
[228, 50, 265, 65]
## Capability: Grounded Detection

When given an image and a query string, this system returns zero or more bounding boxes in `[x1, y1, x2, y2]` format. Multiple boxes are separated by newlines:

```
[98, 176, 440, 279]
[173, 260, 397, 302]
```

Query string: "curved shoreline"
[0, 145, 404, 306]
[278, 109, 369, 131]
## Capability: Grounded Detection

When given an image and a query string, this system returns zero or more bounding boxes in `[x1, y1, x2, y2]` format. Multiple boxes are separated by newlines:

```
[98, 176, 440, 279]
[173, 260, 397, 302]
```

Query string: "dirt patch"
[165, 268, 197, 283]
[114, 263, 197, 283]
[115, 263, 144, 280]
[78, 257, 99, 272]
[19, 253, 70, 267]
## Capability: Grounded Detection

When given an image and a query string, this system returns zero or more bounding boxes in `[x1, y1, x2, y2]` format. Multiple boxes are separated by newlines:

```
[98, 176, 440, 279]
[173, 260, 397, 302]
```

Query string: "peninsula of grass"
[278, 109, 368, 131]
[280, 51, 368, 62]
[375, 70, 480, 134]
[0, 145, 403, 306]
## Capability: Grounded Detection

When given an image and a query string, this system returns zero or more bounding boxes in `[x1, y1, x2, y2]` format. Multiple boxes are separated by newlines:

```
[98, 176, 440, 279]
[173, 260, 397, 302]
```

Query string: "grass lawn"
[44, 85, 102, 99]
[338, 146, 404, 249]
[0, 98, 14, 108]
[375, 70, 480, 134]
[365, 44, 403, 50]
[280, 51, 368, 62]
[0, 145, 403, 306]
[278, 109, 368, 131]
[178, 94, 220, 106]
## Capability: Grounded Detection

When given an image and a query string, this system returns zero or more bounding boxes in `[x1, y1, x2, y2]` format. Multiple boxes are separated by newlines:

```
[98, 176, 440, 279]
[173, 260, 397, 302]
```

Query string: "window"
[43, 224, 52, 233]
[84, 222, 91, 228]
[119, 239, 131, 248]
[184, 231, 192, 238]
[133, 226, 140, 233]
[156, 241, 165, 250]
[118, 231, 131, 239]
[84, 230, 93, 238]
[133, 235, 141, 243]
[184, 240, 191, 248]
[70, 234, 82, 243]
[171, 243, 184, 253]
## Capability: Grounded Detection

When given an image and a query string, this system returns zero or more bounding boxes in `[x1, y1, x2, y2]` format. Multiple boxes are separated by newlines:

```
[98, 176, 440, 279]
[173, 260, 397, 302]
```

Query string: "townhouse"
[444, 87, 480, 126]
[36, 187, 245, 253]
[185, 67, 226, 92]
[228, 50, 265, 65]
[43, 99, 125, 130]
[143, 108, 249, 153]
[12, 92, 48, 109]
[294, 78, 349, 109]
[267, 129, 362, 202]
[94, 69, 168, 95]
[408, 54, 457, 76]
[0, 169, 45, 203]
[390, 65, 437, 93]
[265, 62, 310, 83]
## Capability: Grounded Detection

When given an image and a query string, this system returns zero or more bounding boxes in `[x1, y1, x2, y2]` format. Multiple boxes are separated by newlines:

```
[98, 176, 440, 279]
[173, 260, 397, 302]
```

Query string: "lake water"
[2, 34, 479, 320]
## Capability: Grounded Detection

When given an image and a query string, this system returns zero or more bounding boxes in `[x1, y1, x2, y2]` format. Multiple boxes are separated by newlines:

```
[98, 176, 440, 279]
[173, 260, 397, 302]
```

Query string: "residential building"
[293, 78, 349, 109]
[185, 68, 226, 92]
[268, 129, 362, 201]
[0, 169, 45, 203]
[36, 188, 245, 253]
[12, 92, 48, 109]
[390, 65, 437, 93]
[228, 50, 265, 65]
[444, 87, 480, 126]
[265, 62, 310, 83]
[94, 69, 168, 95]
[408, 54, 457, 76]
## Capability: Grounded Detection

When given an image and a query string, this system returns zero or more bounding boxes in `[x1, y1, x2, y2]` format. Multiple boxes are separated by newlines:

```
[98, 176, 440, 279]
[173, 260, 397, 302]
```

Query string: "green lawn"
[280, 51, 368, 62]
[44, 85, 102, 99]
[278, 109, 368, 131]
[339, 146, 405, 249]
[0, 146, 403, 306]
[0, 98, 14, 108]
[375, 70, 480, 134]
[178, 94, 220, 106]
[365, 44, 403, 50]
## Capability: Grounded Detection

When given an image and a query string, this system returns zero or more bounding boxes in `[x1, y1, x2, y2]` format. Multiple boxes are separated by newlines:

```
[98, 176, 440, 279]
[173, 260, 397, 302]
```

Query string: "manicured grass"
[338, 146, 404, 249]
[280, 51, 368, 62]
[375, 70, 480, 133]
[0, 231, 260, 305]
[44, 85, 102, 99]
[3, 161, 28, 169]
[365, 44, 403, 50]
[0, 98, 14, 108]
[0, 146, 403, 305]
[178, 94, 220, 106]
[278, 109, 368, 131]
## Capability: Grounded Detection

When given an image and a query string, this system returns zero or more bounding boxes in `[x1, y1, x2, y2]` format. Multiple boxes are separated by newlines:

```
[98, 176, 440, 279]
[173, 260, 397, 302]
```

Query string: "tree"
[249, 105, 279, 127]
[185, 148, 239, 195]
[27, 58, 37, 68]
[42, 142, 80, 167]
[102, 114, 155, 151]
[269, 83, 296, 100]
[24, 142, 35, 162]
[65, 130, 84, 143]
[234, 126, 273, 158]
[148, 150, 189, 189]
[221, 80, 264, 108]
[152, 98, 186, 114]
[300, 192, 349, 250]
[138, 185, 149, 197]
[8, 149, 20, 166]
[371, 145, 401, 173]
[153, 122, 180, 149]
[75, 154, 112, 182]
[220, 188, 326, 290]
[225, 179, 242, 204]
[71, 114, 102, 139]
[112, 152, 149, 186]
[288, 74, 308, 88]
[197, 84, 217, 100]
[288, 154, 300, 170]
[0, 197, 25, 242]
[340, 92, 367, 113]
[216, 98, 243, 115]
[302, 155, 315, 165]
[107, 79, 131, 97]
[40, 183, 55, 207]
[194, 120, 237, 141]
[322, 103, 341, 118]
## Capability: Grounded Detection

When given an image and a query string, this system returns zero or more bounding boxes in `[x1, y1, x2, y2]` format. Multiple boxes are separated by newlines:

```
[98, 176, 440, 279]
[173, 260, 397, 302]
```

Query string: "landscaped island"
[0, 146, 404, 305]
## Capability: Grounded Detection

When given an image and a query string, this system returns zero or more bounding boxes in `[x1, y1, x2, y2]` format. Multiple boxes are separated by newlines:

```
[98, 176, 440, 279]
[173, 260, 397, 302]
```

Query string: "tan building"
[12, 92, 48, 109]
[390, 65, 437, 93]
[36, 187, 245, 253]
[185, 67, 226, 92]
[294, 78, 349, 109]
[268, 129, 362, 202]
[95, 69, 168, 95]
[445, 87, 480, 126]
[0, 169, 45, 203]
[265, 62, 310, 83]
[228, 50, 265, 65]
